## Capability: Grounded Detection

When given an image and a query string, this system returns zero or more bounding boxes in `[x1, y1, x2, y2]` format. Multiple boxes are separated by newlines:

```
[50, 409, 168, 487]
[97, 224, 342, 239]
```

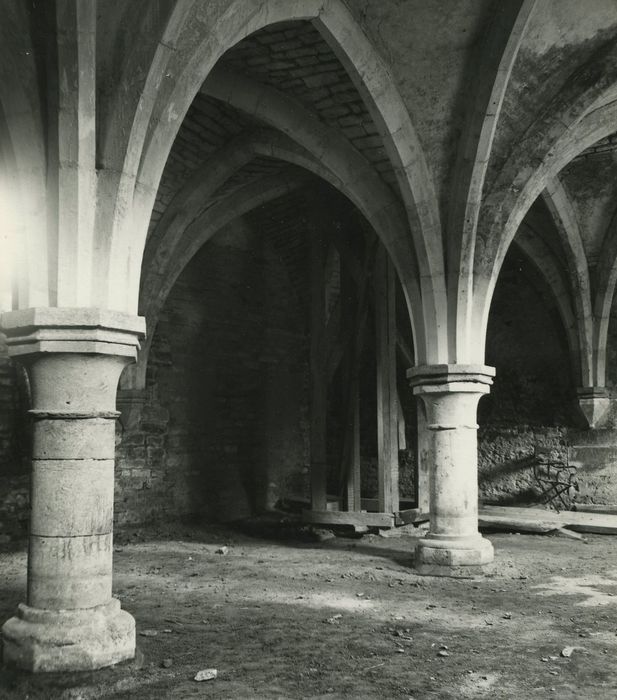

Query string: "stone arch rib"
[448, 0, 537, 363]
[541, 178, 594, 387]
[472, 43, 617, 353]
[101, 0, 444, 362]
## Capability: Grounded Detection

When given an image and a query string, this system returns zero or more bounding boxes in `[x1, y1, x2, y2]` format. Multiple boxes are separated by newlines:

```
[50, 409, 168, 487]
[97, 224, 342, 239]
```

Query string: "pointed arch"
[448, 0, 537, 362]
[472, 57, 617, 353]
[97, 0, 444, 360]
[134, 122, 430, 389]
[125, 170, 310, 390]
[201, 67, 436, 358]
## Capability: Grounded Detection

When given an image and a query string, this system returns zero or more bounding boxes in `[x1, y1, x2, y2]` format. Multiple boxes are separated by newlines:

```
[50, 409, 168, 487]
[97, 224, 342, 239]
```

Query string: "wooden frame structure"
[304, 229, 429, 530]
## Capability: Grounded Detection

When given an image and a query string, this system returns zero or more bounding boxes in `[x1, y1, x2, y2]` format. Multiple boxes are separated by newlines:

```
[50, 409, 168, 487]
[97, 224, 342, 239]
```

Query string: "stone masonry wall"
[114, 221, 310, 527]
[478, 246, 586, 506]
[0, 341, 29, 542]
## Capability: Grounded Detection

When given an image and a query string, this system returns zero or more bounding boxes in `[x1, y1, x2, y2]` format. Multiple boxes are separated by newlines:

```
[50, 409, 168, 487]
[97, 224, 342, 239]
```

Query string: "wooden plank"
[560, 510, 617, 534]
[479, 505, 617, 535]
[479, 505, 562, 521]
[309, 232, 328, 512]
[574, 504, 617, 515]
[303, 509, 395, 528]
[375, 247, 399, 514]
[361, 497, 415, 512]
[479, 514, 562, 534]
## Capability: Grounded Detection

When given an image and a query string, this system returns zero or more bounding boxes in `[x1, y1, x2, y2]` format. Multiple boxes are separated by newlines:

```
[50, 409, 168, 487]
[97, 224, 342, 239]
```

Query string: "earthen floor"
[2, 524, 617, 699]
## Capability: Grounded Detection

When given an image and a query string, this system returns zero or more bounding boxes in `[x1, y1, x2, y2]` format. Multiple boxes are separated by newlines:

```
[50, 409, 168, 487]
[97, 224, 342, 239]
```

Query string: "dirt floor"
[2, 521, 617, 699]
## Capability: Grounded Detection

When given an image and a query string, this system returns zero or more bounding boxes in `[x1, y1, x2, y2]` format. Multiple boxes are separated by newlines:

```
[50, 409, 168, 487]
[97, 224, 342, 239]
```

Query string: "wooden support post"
[338, 238, 376, 511]
[339, 260, 361, 512]
[375, 247, 399, 513]
[397, 390, 406, 451]
[344, 375, 361, 511]
[416, 398, 431, 513]
[310, 232, 328, 511]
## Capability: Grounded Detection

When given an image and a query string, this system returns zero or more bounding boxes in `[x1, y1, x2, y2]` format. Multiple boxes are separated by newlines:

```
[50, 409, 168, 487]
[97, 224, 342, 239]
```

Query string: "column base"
[415, 534, 494, 577]
[1, 598, 135, 672]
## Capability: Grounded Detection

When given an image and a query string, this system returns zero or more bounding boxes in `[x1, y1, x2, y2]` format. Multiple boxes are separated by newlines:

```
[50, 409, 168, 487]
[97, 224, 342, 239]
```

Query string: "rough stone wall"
[0, 342, 29, 542]
[479, 246, 582, 506]
[115, 220, 310, 526]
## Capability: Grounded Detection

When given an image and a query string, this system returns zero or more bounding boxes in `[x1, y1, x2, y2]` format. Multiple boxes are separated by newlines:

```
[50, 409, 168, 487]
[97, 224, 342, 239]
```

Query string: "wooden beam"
[397, 390, 406, 450]
[479, 505, 617, 535]
[416, 398, 431, 514]
[337, 238, 376, 505]
[339, 260, 361, 512]
[309, 231, 328, 511]
[303, 509, 395, 528]
[344, 379, 361, 511]
[375, 247, 399, 513]
[396, 332, 414, 368]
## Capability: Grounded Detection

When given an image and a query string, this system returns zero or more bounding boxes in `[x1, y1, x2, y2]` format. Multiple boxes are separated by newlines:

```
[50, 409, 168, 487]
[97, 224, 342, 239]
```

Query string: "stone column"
[1, 308, 145, 672]
[407, 364, 495, 577]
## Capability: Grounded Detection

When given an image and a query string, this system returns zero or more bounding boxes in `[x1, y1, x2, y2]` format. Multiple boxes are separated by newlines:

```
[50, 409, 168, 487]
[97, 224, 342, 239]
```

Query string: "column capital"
[406, 364, 495, 395]
[576, 386, 609, 399]
[0, 307, 146, 360]
[576, 386, 611, 429]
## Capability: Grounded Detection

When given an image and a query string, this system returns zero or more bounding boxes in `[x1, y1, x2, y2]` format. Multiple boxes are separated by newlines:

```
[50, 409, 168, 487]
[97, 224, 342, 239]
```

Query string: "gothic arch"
[472, 81, 617, 353]
[98, 0, 444, 360]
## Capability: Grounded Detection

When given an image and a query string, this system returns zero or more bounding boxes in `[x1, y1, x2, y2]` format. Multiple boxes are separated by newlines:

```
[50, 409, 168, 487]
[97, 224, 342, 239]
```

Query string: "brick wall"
[5, 215, 617, 539]
[477, 245, 583, 505]
[220, 20, 395, 187]
[115, 219, 311, 526]
[0, 341, 29, 543]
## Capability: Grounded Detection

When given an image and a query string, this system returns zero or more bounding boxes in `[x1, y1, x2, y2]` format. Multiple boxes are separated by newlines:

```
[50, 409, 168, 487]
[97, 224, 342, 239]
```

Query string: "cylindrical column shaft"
[26, 354, 124, 611]
[1, 308, 144, 672]
[408, 365, 495, 577]
[422, 389, 483, 539]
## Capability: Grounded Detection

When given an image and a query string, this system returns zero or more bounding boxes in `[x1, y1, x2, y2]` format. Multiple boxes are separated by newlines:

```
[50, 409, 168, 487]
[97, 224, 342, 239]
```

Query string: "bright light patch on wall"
[0, 172, 17, 311]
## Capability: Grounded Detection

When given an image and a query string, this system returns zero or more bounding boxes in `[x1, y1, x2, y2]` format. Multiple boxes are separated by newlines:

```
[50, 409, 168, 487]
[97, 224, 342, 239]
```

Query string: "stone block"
[33, 419, 115, 460]
[31, 460, 114, 536]
[1, 599, 135, 672]
[28, 533, 113, 609]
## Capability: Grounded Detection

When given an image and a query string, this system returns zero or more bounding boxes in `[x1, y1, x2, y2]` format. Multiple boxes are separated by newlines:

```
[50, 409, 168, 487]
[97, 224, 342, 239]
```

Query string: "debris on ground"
[138, 629, 158, 637]
[194, 669, 218, 681]
[390, 628, 413, 641]
[216, 546, 228, 555]
[161, 658, 173, 668]
[325, 614, 343, 624]
[547, 528, 587, 541]
[561, 647, 575, 657]
[312, 528, 336, 542]
[378, 528, 400, 538]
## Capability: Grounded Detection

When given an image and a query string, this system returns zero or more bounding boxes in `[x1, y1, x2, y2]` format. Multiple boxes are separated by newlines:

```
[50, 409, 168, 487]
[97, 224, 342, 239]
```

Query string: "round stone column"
[407, 364, 495, 577]
[1, 308, 145, 672]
